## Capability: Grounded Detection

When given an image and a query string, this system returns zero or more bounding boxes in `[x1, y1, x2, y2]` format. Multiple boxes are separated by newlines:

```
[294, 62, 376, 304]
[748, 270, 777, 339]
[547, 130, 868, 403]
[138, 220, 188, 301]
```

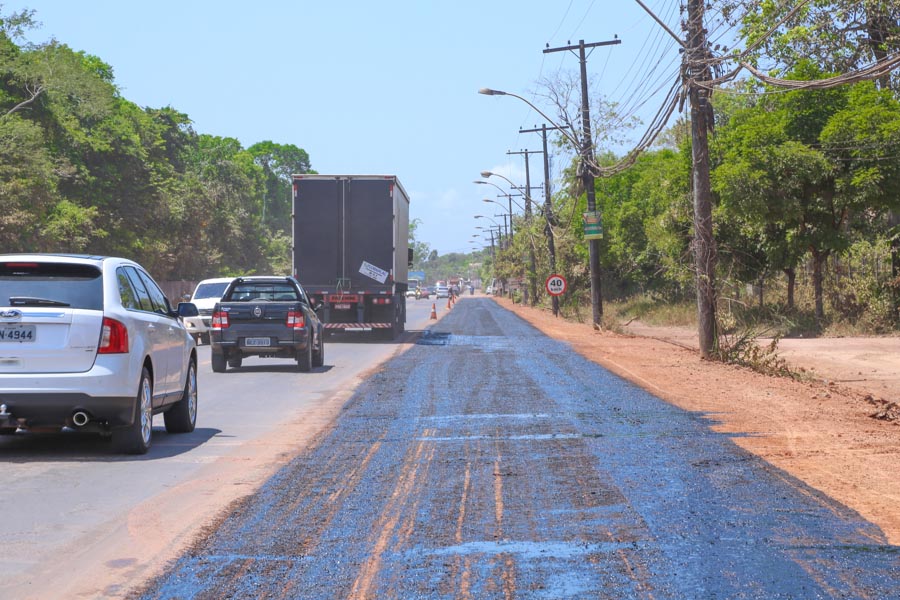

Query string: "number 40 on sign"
[545, 274, 567, 296]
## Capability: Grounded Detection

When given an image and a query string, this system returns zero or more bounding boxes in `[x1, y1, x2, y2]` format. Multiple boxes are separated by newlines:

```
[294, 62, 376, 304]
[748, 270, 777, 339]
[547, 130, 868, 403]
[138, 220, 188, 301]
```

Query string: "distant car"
[0, 254, 200, 454]
[435, 285, 450, 298]
[184, 277, 234, 345]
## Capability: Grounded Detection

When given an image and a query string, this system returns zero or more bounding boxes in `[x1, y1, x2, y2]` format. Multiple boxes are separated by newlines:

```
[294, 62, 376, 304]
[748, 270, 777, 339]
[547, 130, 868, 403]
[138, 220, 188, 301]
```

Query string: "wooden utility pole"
[507, 149, 539, 307]
[520, 124, 565, 317]
[544, 38, 620, 329]
[685, 0, 718, 358]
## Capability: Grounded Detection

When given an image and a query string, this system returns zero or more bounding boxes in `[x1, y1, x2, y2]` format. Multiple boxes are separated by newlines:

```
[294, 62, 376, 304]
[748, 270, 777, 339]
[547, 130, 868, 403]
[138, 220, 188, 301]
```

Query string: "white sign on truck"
[359, 261, 389, 284]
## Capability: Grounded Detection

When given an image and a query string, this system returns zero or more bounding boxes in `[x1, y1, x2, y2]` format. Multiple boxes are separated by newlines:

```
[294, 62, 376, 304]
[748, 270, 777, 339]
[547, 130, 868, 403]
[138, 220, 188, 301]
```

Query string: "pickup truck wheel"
[312, 329, 325, 367]
[296, 339, 313, 372]
[164, 360, 197, 433]
[112, 368, 153, 455]
[211, 351, 227, 373]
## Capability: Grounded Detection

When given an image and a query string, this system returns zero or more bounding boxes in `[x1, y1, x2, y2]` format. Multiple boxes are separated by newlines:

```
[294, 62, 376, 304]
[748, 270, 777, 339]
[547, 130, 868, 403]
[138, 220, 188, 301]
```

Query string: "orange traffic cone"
[430, 303, 437, 319]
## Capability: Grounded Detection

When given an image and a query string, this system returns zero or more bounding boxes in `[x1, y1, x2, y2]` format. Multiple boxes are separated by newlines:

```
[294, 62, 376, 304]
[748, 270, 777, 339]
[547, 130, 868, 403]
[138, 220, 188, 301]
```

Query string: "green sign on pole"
[583, 211, 603, 240]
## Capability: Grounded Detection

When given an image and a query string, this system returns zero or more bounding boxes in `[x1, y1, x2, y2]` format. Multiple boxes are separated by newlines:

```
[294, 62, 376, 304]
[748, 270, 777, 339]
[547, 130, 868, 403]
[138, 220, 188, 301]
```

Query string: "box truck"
[291, 175, 411, 338]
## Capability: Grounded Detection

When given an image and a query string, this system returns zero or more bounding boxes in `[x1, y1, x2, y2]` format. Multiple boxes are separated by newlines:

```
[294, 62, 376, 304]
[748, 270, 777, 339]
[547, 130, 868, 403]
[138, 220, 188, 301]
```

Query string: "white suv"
[0, 254, 200, 454]
[184, 277, 234, 345]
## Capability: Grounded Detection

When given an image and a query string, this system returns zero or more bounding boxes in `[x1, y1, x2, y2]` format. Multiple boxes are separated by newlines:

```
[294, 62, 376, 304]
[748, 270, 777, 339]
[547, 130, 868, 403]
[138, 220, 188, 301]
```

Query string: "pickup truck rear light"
[98, 317, 129, 354]
[286, 310, 306, 329]
[212, 311, 229, 329]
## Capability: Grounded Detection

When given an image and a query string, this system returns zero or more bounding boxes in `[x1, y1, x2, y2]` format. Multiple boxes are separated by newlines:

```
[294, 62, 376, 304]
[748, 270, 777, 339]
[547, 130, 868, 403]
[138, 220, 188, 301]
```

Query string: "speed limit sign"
[545, 274, 567, 296]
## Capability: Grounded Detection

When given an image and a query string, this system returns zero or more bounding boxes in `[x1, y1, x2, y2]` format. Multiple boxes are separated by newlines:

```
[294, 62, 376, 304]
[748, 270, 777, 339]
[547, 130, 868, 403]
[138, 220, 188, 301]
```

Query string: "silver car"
[0, 254, 200, 454]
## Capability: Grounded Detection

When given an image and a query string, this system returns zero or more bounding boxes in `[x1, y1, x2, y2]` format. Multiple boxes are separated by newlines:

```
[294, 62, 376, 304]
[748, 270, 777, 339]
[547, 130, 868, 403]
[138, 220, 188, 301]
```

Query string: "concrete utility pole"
[507, 149, 539, 306]
[519, 124, 565, 317]
[685, 0, 718, 358]
[544, 38, 620, 329]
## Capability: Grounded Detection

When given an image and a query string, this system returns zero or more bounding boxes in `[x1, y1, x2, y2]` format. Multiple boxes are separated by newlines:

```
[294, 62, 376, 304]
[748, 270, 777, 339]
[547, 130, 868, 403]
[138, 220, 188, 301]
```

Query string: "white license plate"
[244, 337, 271, 347]
[334, 303, 351, 310]
[0, 325, 36, 342]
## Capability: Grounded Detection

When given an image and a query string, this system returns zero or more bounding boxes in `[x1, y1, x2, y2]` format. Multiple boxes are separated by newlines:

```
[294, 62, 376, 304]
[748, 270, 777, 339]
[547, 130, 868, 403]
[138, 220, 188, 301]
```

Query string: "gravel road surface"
[137, 298, 899, 599]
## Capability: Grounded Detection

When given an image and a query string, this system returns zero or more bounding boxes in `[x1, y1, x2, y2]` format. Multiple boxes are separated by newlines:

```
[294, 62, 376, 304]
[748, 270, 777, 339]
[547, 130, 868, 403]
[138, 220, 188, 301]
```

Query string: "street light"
[479, 89, 592, 321]
[478, 89, 580, 149]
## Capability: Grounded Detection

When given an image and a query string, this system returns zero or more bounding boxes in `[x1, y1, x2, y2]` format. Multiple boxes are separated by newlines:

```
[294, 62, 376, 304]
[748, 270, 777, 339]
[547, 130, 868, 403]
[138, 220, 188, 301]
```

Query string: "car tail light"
[98, 317, 129, 354]
[212, 310, 229, 329]
[287, 310, 306, 329]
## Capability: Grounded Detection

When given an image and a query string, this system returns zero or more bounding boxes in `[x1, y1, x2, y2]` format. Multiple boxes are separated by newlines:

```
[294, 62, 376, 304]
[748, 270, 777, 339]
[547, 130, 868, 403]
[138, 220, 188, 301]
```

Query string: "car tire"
[211, 351, 227, 373]
[312, 328, 325, 367]
[164, 360, 197, 434]
[296, 338, 313, 372]
[113, 367, 153, 455]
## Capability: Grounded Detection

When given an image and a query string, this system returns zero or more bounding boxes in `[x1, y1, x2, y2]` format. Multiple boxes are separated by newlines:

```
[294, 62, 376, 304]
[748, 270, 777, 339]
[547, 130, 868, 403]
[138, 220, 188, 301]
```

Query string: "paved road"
[138, 297, 900, 599]
[1, 297, 440, 600]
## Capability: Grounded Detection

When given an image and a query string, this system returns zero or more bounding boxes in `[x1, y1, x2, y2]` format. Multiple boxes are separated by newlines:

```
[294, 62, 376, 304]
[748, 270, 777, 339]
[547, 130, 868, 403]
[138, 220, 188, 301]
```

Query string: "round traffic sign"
[545, 274, 567, 296]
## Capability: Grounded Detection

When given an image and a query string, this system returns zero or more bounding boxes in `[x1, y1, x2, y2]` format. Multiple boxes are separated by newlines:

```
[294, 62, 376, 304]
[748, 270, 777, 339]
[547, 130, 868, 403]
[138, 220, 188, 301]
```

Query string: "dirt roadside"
[489, 296, 900, 545]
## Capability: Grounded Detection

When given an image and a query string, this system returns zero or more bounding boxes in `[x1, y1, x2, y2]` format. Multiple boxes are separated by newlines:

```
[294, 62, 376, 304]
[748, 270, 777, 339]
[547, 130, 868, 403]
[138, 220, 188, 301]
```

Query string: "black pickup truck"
[209, 276, 324, 372]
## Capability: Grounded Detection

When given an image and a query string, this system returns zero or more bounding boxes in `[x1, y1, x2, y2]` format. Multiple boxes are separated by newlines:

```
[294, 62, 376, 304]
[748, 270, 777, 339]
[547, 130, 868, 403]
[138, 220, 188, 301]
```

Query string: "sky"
[3, 0, 689, 256]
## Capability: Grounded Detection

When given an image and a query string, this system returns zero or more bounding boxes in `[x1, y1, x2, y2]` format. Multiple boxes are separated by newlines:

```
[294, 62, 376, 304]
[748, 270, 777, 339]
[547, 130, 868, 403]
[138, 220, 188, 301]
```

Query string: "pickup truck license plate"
[244, 337, 271, 347]
[0, 325, 36, 342]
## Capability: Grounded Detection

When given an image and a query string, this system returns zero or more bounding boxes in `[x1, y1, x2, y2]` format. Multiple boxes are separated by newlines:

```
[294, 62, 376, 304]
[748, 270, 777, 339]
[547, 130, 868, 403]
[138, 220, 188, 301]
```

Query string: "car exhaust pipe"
[72, 411, 90, 427]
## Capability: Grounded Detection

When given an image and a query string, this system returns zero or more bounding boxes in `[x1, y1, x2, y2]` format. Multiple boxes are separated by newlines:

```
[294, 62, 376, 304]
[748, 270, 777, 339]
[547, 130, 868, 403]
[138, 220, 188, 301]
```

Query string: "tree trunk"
[812, 250, 827, 323]
[784, 267, 796, 310]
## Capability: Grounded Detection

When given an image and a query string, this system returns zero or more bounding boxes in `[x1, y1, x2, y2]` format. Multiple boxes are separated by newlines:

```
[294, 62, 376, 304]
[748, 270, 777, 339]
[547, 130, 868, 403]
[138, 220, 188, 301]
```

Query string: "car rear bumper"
[0, 355, 140, 429]
[0, 392, 134, 429]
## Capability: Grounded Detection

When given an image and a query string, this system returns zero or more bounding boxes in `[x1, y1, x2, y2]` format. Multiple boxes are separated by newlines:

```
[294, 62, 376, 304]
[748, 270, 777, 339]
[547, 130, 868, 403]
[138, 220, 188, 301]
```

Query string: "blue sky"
[4, 1, 687, 256]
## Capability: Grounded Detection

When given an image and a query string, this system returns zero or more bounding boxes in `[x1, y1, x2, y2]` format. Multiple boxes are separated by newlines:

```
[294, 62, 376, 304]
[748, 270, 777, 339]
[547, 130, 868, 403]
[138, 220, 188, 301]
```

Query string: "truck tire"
[312, 329, 325, 367]
[164, 360, 197, 434]
[211, 351, 227, 373]
[113, 368, 153, 455]
[296, 340, 313, 372]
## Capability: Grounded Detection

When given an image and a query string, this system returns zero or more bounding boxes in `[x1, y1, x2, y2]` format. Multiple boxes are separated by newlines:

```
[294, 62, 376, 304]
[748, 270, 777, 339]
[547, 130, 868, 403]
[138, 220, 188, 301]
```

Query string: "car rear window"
[0, 261, 103, 310]
[228, 282, 298, 302]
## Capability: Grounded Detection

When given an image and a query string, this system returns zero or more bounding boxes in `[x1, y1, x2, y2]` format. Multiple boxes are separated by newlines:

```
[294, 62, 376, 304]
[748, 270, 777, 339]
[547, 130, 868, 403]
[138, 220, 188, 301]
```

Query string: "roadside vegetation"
[469, 2, 900, 351]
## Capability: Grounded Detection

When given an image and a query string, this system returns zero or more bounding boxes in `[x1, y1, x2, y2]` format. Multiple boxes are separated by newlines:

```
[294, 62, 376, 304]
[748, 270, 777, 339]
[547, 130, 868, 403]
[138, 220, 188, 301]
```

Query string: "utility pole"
[507, 149, 539, 306]
[685, 0, 717, 358]
[520, 125, 565, 317]
[544, 38, 620, 329]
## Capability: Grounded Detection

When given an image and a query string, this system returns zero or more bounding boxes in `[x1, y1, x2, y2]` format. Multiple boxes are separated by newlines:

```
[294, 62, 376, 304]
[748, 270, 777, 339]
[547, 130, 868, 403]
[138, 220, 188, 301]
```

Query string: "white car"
[0, 254, 200, 454]
[183, 277, 234, 345]
[435, 285, 450, 298]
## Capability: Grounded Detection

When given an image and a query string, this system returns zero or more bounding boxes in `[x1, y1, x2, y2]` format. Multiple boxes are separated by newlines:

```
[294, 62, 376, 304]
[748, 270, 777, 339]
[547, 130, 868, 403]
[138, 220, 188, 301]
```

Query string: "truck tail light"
[372, 297, 393, 305]
[287, 310, 306, 329]
[212, 311, 229, 329]
[98, 317, 129, 354]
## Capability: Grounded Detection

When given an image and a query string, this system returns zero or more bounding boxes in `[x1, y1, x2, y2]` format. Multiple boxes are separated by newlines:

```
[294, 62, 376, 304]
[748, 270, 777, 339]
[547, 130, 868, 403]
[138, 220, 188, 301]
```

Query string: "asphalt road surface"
[1, 297, 440, 600]
[136, 297, 900, 599]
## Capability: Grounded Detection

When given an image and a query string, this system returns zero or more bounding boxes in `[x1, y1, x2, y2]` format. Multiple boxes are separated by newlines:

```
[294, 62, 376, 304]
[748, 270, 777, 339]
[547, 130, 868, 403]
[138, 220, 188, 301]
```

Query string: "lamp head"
[478, 88, 506, 96]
